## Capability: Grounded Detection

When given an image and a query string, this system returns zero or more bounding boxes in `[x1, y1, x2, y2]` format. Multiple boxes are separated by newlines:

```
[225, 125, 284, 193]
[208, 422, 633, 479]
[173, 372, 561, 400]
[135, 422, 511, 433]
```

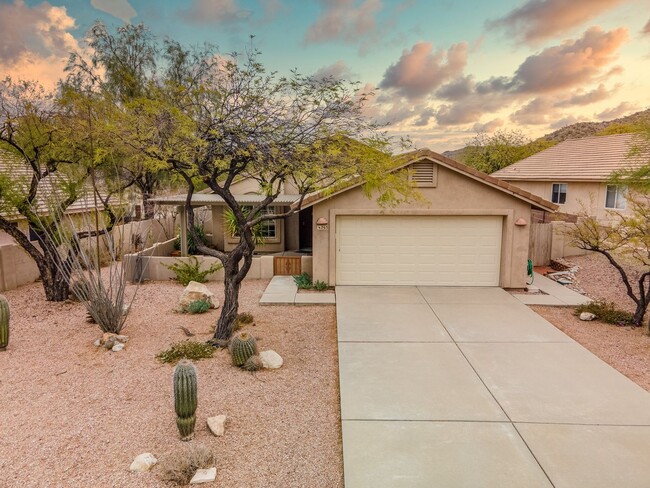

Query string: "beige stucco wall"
[311, 163, 533, 288]
[504, 180, 631, 222]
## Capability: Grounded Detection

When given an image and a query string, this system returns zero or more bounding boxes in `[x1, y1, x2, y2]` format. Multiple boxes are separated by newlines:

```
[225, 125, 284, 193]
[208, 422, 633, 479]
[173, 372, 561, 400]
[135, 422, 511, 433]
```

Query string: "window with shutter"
[410, 161, 437, 187]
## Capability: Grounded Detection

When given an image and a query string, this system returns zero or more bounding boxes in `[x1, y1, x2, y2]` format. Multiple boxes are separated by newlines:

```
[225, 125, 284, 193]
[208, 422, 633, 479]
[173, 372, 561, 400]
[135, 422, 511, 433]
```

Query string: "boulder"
[580, 312, 596, 321]
[259, 350, 283, 369]
[190, 467, 217, 484]
[207, 415, 227, 437]
[130, 453, 157, 472]
[178, 282, 219, 311]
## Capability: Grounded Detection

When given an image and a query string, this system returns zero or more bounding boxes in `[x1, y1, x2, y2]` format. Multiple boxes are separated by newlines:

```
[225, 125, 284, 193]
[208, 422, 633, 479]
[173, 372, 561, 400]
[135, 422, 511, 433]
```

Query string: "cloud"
[379, 41, 468, 100]
[436, 76, 474, 101]
[91, 0, 136, 23]
[510, 97, 556, 125]
[471, 119, 504, 133]
[178, 0, 251, 24]
[511, 27, 628, 93]
[0, 1, 81, 87]
[643, 19, 650, 36]
[549, 115, 587, 130]
[304, 0, 382, 44]
[596, 101, 639, 120]
[555, 84, 617, 107]
[312, 60, 353, 81]
[488, 0, 626, 44]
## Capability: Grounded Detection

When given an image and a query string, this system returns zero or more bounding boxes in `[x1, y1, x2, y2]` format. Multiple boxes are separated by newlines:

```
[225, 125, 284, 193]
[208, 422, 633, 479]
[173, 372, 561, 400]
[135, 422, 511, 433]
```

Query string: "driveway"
[336, 286, 650, 488]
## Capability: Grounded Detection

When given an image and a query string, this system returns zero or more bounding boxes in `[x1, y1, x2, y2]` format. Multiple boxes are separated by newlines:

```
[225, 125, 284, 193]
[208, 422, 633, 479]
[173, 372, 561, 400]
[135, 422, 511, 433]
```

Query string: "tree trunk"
[633, 301, 646, 327]
[39, 263, 71, 301]
[142, 193, 155, 220]
[214, 259, 244, 341]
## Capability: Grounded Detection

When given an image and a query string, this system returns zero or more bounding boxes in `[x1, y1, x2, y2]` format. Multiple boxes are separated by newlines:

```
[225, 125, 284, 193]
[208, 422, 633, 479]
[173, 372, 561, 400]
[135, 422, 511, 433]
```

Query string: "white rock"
[112, 343, 125, 352]
[130, 453, 157, 472]
[259, 350, 283, 369]
[207, 415, 227, 437]
[525, 285, 540, 293]
[190, 467, 217, 484]
[580, 312, 596, 321]
[178, 281, 219, 310]
[93, 339, 102, 347]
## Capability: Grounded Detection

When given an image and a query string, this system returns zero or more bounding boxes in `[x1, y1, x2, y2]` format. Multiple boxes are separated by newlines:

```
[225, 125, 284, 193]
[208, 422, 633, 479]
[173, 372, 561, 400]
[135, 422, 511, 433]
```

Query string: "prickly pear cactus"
[174, 359, 197, 441]
[0, 294, 9, 350]
[229, 332, 258, 367]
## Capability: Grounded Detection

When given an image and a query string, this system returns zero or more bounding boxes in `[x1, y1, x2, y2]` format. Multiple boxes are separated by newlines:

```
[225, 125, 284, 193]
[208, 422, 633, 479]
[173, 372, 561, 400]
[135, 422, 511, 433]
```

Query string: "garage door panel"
[336, 216, 502, 286]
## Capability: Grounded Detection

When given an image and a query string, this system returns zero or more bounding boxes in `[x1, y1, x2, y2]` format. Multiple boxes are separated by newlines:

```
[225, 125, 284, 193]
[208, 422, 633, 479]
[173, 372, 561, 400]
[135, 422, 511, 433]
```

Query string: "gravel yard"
[533, 253, 650, 392]
[0, 279, 342, 487]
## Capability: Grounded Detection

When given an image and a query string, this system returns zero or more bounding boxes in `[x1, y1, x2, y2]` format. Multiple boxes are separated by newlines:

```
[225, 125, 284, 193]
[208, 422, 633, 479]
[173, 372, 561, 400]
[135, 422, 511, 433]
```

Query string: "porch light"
[515, 218, 527, 226]
[316, 217, 328, 225]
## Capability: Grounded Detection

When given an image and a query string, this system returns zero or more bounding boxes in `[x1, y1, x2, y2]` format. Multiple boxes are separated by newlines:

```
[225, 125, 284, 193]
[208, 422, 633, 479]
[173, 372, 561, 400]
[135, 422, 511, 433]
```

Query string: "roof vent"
[410, 161, 437, 187]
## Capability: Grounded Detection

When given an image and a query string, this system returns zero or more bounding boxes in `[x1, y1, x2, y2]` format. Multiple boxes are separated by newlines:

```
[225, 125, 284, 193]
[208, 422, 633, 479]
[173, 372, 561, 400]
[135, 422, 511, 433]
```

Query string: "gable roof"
[491, 133, 649, 181]
[297, 148, 558, 212]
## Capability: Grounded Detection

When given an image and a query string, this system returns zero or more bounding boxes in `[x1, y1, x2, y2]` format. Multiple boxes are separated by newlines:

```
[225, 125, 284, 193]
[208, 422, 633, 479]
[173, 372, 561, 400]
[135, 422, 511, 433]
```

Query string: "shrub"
[166, 256, 222, 286]
[313, 280, 328, 291]
[174, 224, 207, 255]
[156, 341, 214, 364]
[236, 312, 254, 325]
[574, 301, 635, 326]
[293, 272, 313, 289]
[159, 444, 215, 486]
[185, 299, 211, 314]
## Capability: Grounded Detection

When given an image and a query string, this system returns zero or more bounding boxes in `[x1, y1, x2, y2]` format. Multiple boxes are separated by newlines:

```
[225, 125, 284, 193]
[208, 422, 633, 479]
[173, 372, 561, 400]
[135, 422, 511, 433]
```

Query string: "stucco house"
[153, 149, 557, 288]
[491, 133, 649, 222]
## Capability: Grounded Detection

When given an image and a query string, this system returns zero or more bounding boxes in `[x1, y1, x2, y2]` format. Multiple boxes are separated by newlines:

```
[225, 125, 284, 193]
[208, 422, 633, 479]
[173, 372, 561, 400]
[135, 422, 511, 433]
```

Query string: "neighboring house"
[491, 133, 649, 222]
[153, 149, 557, 288]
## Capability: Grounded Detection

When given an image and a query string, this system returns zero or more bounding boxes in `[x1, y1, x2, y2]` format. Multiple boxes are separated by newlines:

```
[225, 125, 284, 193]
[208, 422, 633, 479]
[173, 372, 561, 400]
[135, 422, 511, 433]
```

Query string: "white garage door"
[336, 215, 502, 286]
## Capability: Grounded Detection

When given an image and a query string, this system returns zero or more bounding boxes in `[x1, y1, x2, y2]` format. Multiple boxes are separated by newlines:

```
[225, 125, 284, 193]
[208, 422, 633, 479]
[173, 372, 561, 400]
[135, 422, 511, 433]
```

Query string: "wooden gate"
[273, 256, 302, 276]
[529, 223, 552, 266]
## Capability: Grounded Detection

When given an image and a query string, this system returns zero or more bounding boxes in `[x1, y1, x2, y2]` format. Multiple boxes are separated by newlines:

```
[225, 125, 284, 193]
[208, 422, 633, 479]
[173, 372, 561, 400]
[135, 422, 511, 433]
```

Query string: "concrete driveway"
[336, 286, 650, 488]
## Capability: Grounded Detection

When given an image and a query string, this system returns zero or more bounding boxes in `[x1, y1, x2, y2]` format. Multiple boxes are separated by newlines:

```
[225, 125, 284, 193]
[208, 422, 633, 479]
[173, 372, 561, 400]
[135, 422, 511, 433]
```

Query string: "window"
[551, 183, 567, 204]
[234, 206, 277, 240]
[605, 185, 626, 209]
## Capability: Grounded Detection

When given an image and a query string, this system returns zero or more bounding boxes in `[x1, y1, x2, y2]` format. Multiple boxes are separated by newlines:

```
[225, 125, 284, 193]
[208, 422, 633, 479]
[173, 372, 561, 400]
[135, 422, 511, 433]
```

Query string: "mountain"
[442, 108, 650, 160]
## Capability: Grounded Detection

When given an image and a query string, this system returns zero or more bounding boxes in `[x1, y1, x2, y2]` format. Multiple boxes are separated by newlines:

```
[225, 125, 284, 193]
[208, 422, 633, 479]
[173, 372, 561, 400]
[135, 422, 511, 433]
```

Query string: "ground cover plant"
[156, 341, 215, 364]
[575, 301, 635, 326]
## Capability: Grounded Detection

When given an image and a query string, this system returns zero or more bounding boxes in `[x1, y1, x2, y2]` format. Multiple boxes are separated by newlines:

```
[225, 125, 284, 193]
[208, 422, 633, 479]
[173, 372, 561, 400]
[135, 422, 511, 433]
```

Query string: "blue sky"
[1, 0, 649, 151]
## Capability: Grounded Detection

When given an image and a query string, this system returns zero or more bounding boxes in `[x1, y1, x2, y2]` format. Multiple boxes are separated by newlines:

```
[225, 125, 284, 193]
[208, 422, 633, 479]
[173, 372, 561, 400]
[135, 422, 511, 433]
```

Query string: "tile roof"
[297, 148, 558, 212]
[150, 193, 299, 205]
[492, 133, 649, 181]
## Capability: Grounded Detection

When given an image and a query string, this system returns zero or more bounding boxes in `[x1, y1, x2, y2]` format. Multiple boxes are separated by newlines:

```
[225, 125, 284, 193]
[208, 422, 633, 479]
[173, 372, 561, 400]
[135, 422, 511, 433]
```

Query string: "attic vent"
[410, 161, 437, 187]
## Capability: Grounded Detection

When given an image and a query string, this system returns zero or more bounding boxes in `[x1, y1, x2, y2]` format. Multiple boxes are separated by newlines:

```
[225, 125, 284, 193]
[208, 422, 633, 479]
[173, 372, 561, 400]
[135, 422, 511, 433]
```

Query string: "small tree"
[566, 193, 650, 331]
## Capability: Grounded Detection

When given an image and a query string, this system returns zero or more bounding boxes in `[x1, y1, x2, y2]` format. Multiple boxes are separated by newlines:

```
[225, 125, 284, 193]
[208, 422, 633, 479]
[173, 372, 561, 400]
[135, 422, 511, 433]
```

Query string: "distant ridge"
[442, 108, 650, 160]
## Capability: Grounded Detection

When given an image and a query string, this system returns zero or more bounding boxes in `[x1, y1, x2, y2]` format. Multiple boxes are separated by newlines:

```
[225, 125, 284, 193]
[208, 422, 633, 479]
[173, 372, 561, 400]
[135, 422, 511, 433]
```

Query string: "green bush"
[186, 299, 211, 314]
[237, 312, 255, 325]
[156, 341, 215, 364]
[313, 280, 328, 291]
[293, 272, 313, 289]
[166, 256, 222, 286]
[574, 301, 635, 326]
[174, 225, 207, 255]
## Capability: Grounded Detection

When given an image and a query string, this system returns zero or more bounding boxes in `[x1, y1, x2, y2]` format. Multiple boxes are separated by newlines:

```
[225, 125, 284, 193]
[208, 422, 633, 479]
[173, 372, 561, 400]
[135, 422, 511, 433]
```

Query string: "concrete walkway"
[259, 275, 336, 305]
[514, 272, 592, 306]
[336, 286, 650, 488]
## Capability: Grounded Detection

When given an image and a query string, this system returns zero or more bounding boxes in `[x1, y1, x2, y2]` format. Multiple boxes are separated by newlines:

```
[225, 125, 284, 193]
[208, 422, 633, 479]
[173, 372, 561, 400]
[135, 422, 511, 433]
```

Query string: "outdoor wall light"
[515, 218, 528, 226]
[316, 217, 328, 225]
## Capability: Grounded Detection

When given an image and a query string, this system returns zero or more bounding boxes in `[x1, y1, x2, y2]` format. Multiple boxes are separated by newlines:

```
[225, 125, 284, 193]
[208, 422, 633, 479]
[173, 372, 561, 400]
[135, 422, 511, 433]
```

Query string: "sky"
[1, 0, 649, 152]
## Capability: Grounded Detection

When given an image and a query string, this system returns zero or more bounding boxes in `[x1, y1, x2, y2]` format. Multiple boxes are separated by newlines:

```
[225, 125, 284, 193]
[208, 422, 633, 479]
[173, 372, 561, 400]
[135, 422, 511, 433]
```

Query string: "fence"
[528, 221, 587, 266]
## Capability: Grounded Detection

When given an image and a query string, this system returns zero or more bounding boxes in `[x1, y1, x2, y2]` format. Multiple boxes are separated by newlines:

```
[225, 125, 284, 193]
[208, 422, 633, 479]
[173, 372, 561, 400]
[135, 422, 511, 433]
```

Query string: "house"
[491, 133, 649, 222]
[152, 149, 557, 288]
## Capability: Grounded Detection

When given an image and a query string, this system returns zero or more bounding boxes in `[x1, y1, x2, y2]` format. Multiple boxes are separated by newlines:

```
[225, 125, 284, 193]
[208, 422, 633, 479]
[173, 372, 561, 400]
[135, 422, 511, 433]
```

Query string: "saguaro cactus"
[0, 294, 9, 350]
[174, 359, 197, 441]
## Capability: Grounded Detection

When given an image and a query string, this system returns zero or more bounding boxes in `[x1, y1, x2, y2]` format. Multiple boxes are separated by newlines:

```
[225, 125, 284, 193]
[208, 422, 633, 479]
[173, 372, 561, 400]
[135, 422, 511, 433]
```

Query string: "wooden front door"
[273, 256, 302, 276]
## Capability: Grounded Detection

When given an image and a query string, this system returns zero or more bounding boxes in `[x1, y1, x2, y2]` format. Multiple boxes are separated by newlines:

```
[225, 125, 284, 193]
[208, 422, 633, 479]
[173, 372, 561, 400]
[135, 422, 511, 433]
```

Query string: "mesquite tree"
[119, 41, 412, 341]
[567, 194, 650, 331]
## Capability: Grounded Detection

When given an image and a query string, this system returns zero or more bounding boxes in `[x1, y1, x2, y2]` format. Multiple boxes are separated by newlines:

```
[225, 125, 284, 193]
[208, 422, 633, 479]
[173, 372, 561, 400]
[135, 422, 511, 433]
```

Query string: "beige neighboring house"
[491, 133, 649, 222]
[153, 149, 557, 288]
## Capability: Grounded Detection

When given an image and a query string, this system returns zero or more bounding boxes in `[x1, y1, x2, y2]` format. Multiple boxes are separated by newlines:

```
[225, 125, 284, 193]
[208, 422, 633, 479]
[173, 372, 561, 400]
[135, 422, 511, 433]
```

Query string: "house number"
[316, 224, 328, 231]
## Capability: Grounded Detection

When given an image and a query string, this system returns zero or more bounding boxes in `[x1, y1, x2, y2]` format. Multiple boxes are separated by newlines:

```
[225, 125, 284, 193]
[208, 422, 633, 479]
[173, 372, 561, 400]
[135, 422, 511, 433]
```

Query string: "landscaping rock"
[93, 339, 101, 347]
[580, 312, 596, 321]
[259, 350, 283, 369]
[207, 415, 227, 436]
[178, 282, 219, 311]
[525, 285, 540, 293]
[190, 467, 217, 484]
[112, 343, 125, 352]
[101, 333, 129, 346]
[129, 453, 157, 472]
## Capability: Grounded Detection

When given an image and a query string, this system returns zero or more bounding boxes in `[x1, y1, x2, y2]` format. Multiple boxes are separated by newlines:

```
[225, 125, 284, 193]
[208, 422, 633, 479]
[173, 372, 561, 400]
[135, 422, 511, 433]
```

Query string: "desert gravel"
[533, 253, 650, 392]
[0, 279, 342, 487]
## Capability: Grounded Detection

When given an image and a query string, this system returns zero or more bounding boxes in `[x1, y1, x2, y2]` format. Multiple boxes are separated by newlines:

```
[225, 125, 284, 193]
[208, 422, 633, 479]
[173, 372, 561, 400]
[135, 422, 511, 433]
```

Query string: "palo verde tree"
[119, 40, 413, 342]
[567, 193, 650, 331]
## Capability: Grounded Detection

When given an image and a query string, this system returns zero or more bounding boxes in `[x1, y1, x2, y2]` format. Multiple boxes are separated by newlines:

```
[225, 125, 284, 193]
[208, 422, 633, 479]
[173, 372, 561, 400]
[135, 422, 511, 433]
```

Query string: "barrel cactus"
[174, 359, 198, 441]
[229, 331, 258, 367]
[242, 354, 263, 372]
[0, 294, 9, 350]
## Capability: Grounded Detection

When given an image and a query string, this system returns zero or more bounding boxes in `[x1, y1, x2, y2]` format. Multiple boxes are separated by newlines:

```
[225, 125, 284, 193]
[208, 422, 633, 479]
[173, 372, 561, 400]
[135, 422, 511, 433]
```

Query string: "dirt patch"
[0, 279, 342, 487]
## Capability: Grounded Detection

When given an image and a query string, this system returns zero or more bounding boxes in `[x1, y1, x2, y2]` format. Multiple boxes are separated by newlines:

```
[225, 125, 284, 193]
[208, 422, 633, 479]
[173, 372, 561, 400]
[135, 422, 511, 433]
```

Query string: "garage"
[336, 215, 503, 286]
